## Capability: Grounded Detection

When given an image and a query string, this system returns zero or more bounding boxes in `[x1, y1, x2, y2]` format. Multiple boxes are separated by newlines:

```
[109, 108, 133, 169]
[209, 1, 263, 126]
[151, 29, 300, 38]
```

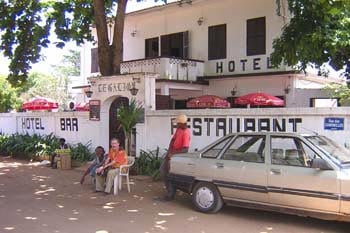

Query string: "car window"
[271, 136, 319, 167]
[221, 135, 265, 163]
[306, 135, 350, 164]
[202, 137, 232, 159]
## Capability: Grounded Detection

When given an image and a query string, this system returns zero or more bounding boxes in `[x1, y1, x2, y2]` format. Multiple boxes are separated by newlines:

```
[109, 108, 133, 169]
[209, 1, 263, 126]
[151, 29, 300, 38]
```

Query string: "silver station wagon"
[168, 132, 350, 221]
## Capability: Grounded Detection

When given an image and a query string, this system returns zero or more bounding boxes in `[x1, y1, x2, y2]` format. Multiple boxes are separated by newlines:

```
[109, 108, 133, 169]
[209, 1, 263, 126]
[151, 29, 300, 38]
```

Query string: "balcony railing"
[121, 57, 204, 82]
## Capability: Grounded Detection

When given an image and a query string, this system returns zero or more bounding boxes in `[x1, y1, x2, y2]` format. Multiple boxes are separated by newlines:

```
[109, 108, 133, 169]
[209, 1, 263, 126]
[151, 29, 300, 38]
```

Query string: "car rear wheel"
[191, 182, 223, 213]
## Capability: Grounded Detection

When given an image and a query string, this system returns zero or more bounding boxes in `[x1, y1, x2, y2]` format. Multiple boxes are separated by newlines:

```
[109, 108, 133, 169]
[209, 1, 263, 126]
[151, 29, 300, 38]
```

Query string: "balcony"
[121, 57, 204, 82]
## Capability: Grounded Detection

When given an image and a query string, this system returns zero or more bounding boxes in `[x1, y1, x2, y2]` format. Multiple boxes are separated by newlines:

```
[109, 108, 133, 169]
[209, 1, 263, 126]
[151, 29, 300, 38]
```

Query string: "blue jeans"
[90, 164, 99, 177]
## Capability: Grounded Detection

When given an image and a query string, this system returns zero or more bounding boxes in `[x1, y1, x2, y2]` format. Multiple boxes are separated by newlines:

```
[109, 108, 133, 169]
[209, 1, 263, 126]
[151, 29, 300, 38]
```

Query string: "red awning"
[234, 92, 284, 107]
[22, 97, 59, 111]
[75, 102, 89, 111]
[186, 95, 230, 109]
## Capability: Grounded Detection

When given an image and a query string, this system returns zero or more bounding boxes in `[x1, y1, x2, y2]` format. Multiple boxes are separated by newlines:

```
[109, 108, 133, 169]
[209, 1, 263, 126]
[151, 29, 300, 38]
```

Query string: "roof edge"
[198, 71, 300, 81]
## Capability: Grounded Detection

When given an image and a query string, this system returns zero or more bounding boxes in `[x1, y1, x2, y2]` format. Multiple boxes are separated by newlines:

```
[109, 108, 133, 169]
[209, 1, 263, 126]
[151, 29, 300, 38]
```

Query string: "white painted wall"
[0, 114, 17, 135]
[203, 75, 287, 97]
[0, 111, 100, 150]
[87, 73, 157, 150]
[2, 107, 349, 156]
[142, 108, 350, 155]
[0, 74, 158, 153]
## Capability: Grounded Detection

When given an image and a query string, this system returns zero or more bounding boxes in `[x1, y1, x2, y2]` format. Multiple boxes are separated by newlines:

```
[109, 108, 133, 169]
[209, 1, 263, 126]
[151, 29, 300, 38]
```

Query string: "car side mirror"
[310, 158, 333, 170]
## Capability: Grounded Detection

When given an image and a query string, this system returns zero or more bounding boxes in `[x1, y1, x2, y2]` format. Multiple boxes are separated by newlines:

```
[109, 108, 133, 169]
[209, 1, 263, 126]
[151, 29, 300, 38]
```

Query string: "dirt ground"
[0, 157, 348, 233]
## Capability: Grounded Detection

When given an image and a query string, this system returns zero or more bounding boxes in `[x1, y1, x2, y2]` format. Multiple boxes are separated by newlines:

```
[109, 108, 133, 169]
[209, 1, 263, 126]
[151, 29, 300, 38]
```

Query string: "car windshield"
[305, 135, 350, 164]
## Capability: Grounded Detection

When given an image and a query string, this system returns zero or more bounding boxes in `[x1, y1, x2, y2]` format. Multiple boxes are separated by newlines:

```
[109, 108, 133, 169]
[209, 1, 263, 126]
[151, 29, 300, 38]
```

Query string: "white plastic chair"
[113, 156, 135, 195]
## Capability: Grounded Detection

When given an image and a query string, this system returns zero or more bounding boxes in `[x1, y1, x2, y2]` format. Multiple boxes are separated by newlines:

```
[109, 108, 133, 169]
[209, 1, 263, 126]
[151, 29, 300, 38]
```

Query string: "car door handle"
[270, 168, 281, 175]
[187, 163, 195, 166]
[216, 163, 224, 168]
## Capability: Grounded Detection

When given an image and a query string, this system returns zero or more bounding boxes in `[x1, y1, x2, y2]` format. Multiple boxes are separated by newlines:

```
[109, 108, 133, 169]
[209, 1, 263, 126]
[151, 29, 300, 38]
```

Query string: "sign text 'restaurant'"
[171, 117, 302, 136]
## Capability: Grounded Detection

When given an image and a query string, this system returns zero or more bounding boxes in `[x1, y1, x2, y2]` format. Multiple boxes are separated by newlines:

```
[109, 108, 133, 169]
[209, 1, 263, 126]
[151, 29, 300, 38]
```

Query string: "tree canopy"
[271, 0, 350, 80]
[52, 49, 81, 78]
[324, 83, 350, 106]
[0, 75, 20, 112]
[0, 0, 166, 87]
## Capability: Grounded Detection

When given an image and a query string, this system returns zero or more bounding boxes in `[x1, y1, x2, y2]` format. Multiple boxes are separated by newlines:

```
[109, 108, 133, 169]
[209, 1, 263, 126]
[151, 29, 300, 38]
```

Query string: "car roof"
[226, 132, 313, 137]
[199, 132, 316, 152]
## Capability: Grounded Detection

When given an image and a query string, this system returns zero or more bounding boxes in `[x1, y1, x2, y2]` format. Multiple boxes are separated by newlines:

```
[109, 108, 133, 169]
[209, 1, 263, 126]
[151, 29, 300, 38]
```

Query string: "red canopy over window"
[234, 92, 284, 107]
[186, 95, 230, 109]
[75, 102, 90, 111]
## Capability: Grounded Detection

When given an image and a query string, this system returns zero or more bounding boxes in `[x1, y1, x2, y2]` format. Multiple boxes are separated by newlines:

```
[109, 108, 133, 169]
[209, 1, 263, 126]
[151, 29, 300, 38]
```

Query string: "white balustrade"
[121, 57, 204, 82]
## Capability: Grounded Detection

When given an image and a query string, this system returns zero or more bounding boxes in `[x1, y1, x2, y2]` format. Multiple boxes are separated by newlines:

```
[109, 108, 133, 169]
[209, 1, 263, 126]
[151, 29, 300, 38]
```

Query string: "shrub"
[0, 133, 93, 162]
[0, 133, 59, 160]
[69, 141, 93, 162]
[135, 147, 163, 181]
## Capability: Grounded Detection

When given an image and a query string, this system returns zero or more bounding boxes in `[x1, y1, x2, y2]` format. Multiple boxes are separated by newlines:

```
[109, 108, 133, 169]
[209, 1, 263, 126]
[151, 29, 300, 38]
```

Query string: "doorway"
[109, 96, 129, 149]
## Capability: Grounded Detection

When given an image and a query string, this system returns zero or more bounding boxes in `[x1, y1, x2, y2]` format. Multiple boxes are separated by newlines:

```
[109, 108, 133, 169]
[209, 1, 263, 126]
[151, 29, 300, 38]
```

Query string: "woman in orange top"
[95, 138, 127, 194]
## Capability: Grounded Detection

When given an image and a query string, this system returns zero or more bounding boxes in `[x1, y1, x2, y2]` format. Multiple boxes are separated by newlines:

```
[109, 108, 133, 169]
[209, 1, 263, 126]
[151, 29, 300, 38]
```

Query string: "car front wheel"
[191, 182, 223, 213]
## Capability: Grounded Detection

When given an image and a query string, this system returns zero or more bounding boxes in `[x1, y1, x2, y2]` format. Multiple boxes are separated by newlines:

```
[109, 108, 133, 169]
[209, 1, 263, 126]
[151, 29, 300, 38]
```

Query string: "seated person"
[95, 138, 127, 194]
[80, 146, 107, 184]
[50, 138, 68, 168]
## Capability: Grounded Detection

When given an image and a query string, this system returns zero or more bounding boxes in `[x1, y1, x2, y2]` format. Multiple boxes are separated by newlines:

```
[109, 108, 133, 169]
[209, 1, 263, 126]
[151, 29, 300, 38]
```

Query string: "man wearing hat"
[158, 114, 191, 201]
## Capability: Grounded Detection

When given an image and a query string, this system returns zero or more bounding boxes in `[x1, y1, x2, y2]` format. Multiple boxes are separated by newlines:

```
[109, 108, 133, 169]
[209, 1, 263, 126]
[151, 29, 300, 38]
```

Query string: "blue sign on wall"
[324, 118, 344, 131]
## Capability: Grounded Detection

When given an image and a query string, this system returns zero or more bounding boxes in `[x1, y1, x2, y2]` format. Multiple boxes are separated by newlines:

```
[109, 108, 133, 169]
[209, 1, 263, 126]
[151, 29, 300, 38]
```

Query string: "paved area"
[0, 157, 348, 233]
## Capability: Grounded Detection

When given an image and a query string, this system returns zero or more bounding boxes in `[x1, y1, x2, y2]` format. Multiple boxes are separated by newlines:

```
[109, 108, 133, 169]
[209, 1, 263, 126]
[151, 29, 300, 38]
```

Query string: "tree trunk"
[93, 0, 113, 75]
[125, 134, 130, 156]
[111, 0, 128, 75]
[123, 129, 132, 157]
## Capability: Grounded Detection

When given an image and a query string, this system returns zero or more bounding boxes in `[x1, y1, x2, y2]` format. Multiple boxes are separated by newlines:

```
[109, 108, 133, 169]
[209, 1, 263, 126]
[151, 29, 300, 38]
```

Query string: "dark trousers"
[160, 159, 176, 199]
[50, 153, 57, 168]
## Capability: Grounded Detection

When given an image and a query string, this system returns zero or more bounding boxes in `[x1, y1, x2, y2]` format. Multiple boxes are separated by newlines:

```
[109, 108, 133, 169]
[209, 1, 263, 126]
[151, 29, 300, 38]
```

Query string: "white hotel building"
[80, 0, 340, 109]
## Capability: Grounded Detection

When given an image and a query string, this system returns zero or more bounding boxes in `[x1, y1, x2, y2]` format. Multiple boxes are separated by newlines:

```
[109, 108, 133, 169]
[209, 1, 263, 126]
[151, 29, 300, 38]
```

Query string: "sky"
[0, 0, 176, 76]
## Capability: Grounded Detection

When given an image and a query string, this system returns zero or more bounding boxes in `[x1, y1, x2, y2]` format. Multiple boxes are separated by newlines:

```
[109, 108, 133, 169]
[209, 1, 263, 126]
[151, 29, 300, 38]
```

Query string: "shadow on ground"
[0, 157, 348, 233]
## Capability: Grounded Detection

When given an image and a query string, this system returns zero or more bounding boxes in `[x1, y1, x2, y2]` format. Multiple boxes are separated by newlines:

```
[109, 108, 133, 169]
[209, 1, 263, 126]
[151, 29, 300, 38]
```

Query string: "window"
[271, 136, 319, 167]
[174, 100, 187, 109]
[208, 24, 226, 60]
[309, 98, 339, 107]
[246, 17, 266, 56]
[91, 47, 99, 73]
[202, 136, 233, 159]
[221, 135, 265, 163]
[145, 37, 159, 58]
[156, 95, 171, 110]
[161, 31, 189, 58]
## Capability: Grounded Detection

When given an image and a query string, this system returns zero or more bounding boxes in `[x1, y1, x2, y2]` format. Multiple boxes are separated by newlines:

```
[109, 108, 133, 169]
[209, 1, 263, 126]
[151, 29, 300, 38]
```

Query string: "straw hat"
[175, 114, 188, 124]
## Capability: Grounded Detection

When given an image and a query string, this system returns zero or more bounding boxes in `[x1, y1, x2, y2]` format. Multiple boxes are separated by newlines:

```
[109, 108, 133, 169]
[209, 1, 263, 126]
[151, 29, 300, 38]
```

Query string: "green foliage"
[324, 83, 350, 106]
[0, 133, 60, 160]
[0, 0, 167, 87]
[117, 98, 144, 135]
[52, 49, 81, 77]
[0, 75, 21, 112]
[135, 147, 162, 181]
[271, 0, 350, 79]
[0, 133, 93, 162]
[117, 98, 144, 154]
[69, 141, 94, 162]
[0, 0, 52, 86]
